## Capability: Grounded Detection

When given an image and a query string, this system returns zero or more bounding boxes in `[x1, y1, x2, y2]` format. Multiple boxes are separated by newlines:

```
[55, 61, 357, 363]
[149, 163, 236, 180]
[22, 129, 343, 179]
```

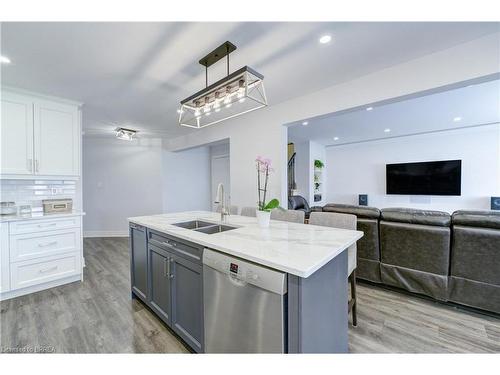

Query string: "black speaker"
[491, 197, 500, 210]
[359, 194, 368, 206]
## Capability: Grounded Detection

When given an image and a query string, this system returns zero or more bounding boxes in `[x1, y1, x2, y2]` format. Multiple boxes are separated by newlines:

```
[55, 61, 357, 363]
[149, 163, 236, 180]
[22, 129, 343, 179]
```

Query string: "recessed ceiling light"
[302, 121, 309, 126]
[319, 35, 332, 44]
[0, 55, 11, 64]
[453, 116, 462, 122]
[384, 128, 391, 133]
[366, 107, 373, 111]
[333, 137, 339, 141]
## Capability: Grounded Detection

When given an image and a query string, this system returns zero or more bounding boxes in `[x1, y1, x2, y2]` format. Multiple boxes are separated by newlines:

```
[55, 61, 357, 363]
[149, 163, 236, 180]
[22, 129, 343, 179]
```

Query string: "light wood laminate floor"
[1, 237, 499, 353]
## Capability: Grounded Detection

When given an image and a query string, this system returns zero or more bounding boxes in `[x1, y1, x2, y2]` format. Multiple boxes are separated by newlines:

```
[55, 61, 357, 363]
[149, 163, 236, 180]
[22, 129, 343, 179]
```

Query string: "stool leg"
[350, 270, 358, 327]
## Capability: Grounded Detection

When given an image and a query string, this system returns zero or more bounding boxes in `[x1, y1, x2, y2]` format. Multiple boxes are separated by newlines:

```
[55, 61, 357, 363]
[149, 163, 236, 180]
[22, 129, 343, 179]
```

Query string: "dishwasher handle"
[203, 248, 287, 295]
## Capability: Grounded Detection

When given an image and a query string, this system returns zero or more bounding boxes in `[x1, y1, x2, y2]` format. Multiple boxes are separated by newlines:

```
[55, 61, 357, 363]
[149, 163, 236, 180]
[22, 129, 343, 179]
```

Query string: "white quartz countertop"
[0, 211, 85, 223]
[128, 211, 363, 278]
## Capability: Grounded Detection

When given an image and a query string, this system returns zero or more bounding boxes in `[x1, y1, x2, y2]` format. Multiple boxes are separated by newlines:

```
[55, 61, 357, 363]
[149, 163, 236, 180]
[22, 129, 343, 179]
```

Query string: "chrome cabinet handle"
[167, 256, 172, 278]
[38, 241, 58, 247]
[163, 257, 168, 277]
[35, 159, 39, 173]
[169, 258, 174, 279]
[161, 240, 177, 247]
[38, 223, 57, 228]
[39, 266, 58, 274]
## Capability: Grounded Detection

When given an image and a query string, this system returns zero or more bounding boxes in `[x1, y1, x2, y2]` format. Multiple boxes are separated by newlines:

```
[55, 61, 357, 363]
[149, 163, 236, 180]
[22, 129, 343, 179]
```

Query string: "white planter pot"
[256, 210, 271, 228]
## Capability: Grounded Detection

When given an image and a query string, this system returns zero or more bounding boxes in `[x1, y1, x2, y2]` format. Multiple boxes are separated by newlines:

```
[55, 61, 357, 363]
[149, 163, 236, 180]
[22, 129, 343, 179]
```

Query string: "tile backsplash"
[0, 179, 77, 212]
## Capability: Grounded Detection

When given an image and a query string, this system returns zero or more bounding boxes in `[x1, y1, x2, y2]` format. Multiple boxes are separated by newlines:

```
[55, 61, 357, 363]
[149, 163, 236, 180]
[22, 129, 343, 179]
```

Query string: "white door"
[0, 92, 34, 175]
[211, 155, 230, 211]
[34, 99, 79, 176]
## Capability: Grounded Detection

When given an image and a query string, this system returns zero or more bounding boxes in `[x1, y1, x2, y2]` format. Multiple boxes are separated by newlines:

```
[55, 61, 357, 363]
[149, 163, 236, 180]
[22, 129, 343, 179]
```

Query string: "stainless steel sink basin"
[194, 224, 238, 234]
[172, 220, 215, 229]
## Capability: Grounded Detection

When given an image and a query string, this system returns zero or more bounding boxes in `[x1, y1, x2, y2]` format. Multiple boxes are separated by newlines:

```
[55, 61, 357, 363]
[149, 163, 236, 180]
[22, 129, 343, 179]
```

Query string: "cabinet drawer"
[9, 216, 81, 235]
[10, 228, 81, 262]
[11, 253, 81, 290]
[148, 230, 202, 263]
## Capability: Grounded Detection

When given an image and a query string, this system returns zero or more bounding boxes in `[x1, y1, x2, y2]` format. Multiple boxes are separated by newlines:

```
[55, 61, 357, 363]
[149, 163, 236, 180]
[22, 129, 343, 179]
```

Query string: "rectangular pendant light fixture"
[178, 42, 267, 129]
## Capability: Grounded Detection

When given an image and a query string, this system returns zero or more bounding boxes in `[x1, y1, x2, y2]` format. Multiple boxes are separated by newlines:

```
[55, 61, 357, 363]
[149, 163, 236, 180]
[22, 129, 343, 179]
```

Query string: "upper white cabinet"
[0, 92, 34, 175]
[1, 89, 81, 178]
[34, 100, 80, 176]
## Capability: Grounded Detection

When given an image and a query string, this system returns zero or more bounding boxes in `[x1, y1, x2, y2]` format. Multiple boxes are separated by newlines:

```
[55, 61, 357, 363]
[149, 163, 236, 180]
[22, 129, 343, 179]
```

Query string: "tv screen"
[386, 160, 462, 196]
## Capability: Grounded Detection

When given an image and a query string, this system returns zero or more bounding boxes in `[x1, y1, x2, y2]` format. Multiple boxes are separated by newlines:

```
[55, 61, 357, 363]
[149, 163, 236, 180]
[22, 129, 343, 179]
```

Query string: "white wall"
[325, 125, 500, 213]
[82, 137, 163, 236]
[162, 145, 211, 213]
[83, 138, 212, 236]
[164, 33, 500, 210]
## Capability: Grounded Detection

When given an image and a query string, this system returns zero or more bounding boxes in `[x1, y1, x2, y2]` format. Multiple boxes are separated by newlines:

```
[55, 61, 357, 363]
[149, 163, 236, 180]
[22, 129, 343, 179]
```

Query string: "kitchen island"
[128, 211, 363, 353]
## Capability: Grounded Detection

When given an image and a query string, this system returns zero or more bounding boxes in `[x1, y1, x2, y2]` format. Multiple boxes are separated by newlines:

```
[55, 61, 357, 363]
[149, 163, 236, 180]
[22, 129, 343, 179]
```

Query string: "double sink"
[172, 220, 238, 235]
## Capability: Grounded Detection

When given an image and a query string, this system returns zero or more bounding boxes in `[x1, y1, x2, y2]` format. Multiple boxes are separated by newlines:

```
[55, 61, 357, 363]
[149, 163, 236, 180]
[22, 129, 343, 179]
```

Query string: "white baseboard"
[0, 274, 82, 301]
[83, 231, 129, 238]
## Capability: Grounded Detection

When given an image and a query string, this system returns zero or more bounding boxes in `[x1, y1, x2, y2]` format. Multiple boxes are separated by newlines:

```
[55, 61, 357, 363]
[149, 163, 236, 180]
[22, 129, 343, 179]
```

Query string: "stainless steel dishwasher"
[203, 248, 287, 353]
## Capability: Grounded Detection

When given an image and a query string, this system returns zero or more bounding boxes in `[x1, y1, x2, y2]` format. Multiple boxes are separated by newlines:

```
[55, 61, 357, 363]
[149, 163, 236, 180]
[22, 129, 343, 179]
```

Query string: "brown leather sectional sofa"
[319, 204, 500, 314]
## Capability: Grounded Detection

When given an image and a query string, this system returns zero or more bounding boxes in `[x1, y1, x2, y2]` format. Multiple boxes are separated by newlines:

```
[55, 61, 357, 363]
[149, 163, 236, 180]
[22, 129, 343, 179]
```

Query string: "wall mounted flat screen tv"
[386, 160, 462, 196]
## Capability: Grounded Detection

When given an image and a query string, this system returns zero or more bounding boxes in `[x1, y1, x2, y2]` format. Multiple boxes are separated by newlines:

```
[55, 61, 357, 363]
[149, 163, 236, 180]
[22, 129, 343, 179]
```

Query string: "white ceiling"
[1, 22, 499, 139]
[288, 78, 500, 146]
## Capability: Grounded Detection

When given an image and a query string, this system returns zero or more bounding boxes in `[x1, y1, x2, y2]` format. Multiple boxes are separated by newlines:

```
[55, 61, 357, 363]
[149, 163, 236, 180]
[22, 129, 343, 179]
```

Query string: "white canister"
[256, 210, 271, 228]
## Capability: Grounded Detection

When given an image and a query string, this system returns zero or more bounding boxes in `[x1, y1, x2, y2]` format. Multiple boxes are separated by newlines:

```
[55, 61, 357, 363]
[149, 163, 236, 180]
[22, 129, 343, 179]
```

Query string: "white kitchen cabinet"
[0, 223, 10, 292]
[1, 215, 83, 301]
[10, 252, 81, 290]
[9, 227, 81, 262]
[0, 92, 34, 175]
[34, 99, 80, 176]
[0, 88, 81, 178]
[9, 215, 81, 235]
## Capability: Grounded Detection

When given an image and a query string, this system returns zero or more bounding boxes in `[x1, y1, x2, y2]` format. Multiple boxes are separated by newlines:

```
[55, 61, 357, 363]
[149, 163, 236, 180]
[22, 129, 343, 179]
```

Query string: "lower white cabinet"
[0, 215, 83, 300]
[11, 252, 81, 290]
[10, 216, 80, 235]
[10, 228, 81, 262]
[0, 223, 10, 292]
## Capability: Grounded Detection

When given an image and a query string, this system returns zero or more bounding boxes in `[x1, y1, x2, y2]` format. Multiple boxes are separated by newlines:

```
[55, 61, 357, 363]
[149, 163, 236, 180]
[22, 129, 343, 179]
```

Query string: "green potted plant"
[314, 159, 325, 169]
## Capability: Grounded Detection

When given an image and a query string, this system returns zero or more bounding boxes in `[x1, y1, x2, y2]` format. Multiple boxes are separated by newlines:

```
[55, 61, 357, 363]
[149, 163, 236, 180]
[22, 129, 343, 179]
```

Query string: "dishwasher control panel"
[203, 248, 287, 295]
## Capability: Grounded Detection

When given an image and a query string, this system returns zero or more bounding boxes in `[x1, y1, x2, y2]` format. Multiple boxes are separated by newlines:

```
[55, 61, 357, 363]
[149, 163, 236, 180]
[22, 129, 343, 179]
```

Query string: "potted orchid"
[256, 156, 280, 227]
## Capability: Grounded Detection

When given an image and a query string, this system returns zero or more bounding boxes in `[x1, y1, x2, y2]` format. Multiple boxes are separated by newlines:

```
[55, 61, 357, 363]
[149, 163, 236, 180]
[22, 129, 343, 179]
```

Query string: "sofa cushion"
[381, 207, 450, 227]
[323, 203, 380, 219]
[380, 221, 451, 275]
[452, 210, 500, 230]
[451, 226, 500, 285]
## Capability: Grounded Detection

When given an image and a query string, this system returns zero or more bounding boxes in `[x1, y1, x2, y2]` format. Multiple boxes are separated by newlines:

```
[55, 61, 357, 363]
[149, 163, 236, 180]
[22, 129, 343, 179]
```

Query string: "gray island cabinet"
[128, 211, 363, 354]
[130, 226, 204, 352]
